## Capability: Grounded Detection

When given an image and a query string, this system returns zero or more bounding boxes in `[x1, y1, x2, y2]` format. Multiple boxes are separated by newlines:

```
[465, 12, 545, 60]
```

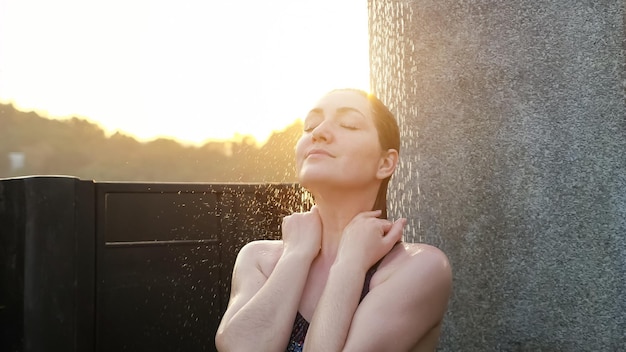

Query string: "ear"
[376, 149, 398, 180]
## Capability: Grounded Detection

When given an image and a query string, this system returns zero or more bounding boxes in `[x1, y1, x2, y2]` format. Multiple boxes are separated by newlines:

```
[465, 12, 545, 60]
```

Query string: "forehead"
[311, 90, 372, 118]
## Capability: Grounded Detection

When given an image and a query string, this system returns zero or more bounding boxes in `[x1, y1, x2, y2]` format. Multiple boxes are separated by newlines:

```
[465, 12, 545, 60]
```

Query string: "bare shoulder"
[238, 239, 283, 256]
[235, 240, 284, 277]
[402, 242, 450, 269]
[374, 242, 452, 289]
[346, 243, 452, 350]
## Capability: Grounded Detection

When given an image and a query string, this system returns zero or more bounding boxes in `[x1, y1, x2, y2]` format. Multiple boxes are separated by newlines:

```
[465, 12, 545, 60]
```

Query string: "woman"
[215, 89, 452, 351]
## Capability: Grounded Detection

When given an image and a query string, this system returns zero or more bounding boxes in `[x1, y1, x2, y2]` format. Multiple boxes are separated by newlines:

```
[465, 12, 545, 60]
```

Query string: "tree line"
[0, 103, 302, 183]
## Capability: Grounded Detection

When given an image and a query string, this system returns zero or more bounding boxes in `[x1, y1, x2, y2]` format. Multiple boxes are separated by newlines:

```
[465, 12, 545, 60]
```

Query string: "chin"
[299, 174, 357, 195]
[297, 174, 321, 190]
[298, 171, 333, 191]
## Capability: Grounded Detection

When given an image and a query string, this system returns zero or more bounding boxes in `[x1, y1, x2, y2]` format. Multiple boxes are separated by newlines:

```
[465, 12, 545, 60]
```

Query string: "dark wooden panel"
[104, 192, 219, 243]
[1, 178, 308, 352]
[98, 244, 220, 352]
[0, 176, 95, 352]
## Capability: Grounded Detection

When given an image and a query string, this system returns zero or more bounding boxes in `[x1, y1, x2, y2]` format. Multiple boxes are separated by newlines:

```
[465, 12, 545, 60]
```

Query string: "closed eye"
[341, 124, 358, 130]
[303, 120, 320, 133]
[303, 112, 321, 133]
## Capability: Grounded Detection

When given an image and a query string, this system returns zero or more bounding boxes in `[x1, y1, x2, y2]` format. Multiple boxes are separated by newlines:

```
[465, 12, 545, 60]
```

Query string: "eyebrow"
[307, 107, 368, 119]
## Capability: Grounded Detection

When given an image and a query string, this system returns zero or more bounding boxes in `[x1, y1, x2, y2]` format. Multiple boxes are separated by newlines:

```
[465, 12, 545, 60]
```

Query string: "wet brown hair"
[332, 89, 400, 219]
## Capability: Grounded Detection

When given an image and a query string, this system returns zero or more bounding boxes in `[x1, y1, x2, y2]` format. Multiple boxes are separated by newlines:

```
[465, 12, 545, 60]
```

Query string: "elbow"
[214, 330, 225, 352]
[215, 326, 250, 352]
[215, 327, 232, 352]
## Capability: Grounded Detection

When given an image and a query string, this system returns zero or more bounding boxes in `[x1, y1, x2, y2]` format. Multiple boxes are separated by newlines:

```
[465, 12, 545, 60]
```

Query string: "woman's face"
[295, 90, 388, 192]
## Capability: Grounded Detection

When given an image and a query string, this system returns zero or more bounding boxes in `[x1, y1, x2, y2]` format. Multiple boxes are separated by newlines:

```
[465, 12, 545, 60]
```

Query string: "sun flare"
[0, 0, 369, 146]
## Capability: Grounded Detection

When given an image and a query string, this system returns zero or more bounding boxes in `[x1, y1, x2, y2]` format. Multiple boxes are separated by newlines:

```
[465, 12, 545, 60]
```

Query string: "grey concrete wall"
[369, 1, 626, 350]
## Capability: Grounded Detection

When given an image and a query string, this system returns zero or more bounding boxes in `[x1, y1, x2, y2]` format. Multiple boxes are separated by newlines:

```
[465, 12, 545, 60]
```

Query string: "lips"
[306, 148, 335, 158]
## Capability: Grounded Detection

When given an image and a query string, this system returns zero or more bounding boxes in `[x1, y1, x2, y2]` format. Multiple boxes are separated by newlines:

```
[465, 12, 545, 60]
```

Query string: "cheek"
[350, 135, 382, 158]
[346, 144, 383, 173]
[294, 135, 309, 169]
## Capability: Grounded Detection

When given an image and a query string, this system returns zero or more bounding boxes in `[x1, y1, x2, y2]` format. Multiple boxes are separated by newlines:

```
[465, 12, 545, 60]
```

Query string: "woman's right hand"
[281, 206, 322, 260]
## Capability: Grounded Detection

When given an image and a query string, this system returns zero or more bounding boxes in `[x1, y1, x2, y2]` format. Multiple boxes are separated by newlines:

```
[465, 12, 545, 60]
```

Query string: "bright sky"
[0, 0, 369, 145]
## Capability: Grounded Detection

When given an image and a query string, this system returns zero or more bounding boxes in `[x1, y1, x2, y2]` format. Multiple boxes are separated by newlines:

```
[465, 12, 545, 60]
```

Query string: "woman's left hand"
[336, 210, 406, 270]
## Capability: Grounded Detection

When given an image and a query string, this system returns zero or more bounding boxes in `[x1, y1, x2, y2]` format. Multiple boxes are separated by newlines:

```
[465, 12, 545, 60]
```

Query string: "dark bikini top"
[285, 259, 384, 352]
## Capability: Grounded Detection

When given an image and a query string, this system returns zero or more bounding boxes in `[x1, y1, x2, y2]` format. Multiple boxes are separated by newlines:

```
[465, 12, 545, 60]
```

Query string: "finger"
[359, 209, 382, 218]
[380, 220, 393, 234]
[383, 218, 406, 243]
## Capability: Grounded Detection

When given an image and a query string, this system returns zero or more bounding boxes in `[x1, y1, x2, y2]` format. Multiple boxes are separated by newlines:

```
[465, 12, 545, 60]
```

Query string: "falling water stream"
[369, 0, 433, 245]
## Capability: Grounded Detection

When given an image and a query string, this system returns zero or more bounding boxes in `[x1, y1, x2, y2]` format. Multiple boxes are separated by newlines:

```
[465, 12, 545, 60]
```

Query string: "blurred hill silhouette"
[0, 103, 301, 182]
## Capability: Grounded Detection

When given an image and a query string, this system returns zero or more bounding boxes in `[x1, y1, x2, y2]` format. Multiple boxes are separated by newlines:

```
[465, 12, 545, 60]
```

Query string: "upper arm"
[218, 241, 277, 326]
[342, 248, 452, 351]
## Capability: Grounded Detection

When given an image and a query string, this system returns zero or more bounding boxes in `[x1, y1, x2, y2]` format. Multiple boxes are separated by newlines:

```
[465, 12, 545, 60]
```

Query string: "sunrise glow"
[0, 0, 369, 145]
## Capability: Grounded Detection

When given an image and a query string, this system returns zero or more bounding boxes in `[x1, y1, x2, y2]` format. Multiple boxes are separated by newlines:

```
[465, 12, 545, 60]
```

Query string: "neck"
[310, 184, 381, 264]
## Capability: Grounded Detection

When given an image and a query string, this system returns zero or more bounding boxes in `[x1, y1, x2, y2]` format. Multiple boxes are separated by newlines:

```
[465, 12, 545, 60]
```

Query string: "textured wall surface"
[369, 1, 626, 350]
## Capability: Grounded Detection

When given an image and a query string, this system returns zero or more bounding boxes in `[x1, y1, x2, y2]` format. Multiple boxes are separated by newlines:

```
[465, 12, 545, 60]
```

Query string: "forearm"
[216, 251, 313, 351]
[303, 262, 366, 352]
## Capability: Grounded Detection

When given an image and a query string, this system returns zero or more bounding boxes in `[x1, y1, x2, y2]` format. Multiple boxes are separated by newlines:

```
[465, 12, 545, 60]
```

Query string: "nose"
[311, 120, 332, 143]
